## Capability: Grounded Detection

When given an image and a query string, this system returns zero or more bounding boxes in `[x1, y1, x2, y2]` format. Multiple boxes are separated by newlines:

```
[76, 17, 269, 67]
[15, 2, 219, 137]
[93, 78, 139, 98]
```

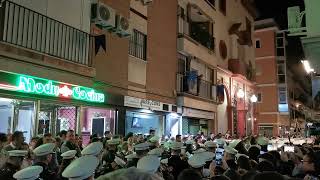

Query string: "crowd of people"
[0, 129, 320, 180]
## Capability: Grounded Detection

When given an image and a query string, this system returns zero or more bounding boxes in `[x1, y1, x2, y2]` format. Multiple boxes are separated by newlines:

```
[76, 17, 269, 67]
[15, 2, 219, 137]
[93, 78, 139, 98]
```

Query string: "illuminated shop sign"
[0, 71, 105, 103]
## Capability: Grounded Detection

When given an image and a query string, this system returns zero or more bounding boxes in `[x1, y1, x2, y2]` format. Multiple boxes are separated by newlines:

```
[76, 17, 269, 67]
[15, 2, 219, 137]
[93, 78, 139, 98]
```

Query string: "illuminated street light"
[301, 60, 315, 74]
[250, 95, 258, 103]
[237, 89, 245, 98]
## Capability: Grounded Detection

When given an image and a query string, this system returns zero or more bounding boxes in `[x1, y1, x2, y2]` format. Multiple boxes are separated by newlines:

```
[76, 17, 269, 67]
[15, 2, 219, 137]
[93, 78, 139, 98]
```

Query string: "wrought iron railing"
[204, 0, 216, 8]
[0, 1, 91, 66]
[176, 73, 217, 101]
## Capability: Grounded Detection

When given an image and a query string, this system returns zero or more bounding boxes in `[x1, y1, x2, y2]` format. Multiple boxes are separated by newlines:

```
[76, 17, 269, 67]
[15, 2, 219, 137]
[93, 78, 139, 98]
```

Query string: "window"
[129, 29, 147, 60]
[278, 87, 287, 104]
[177, 53, 187, 75]
[257, 93, 262, 102]
[277, 38, 284, 47]
[255, 40, 261, 48]
[277, 63, 285, 75]
[277, 48, 285, 56]
[277, 63, 286, 83]
[219, 0, 226, 15]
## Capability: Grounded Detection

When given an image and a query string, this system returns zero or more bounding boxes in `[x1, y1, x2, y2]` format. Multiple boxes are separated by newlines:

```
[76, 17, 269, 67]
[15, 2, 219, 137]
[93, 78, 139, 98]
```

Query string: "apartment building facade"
[254, 19, 291, 137]
[0, 0, 257, 141]
[176, 0, 256, 137]
[0, 0, 180, 143]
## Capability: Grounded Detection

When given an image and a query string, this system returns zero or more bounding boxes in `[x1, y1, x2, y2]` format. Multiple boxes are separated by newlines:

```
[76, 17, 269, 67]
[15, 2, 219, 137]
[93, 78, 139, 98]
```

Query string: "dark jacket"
[0, 163, 19, 180]
[168, 155, 189, 180]
[34, 162, 56, 180]
[60, 141, 81, 157]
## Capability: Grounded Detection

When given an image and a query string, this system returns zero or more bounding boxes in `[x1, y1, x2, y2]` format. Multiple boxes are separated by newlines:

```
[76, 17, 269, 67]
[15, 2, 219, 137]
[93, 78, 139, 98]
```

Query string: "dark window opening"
[129, 29, 147, 60]
[219, 0, 226, 15]
[256, 40, 261, 48]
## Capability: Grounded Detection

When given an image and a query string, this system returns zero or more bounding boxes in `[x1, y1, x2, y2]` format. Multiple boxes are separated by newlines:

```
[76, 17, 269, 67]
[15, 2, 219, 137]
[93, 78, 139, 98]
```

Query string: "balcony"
[176, 73, 217, 101]
[0, 1, 91, 66]
[177, 4, 215, 64]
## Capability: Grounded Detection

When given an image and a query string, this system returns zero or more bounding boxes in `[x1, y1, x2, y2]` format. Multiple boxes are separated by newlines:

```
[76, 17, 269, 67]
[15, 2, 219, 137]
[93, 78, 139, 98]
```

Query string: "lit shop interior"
[0, 97, 115, 144]
[125, 109, 182, 138]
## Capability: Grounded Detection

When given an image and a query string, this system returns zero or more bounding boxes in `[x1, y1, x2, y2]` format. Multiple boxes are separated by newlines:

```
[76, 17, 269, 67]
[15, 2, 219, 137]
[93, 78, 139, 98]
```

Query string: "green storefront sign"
[0, 71, 105, 103]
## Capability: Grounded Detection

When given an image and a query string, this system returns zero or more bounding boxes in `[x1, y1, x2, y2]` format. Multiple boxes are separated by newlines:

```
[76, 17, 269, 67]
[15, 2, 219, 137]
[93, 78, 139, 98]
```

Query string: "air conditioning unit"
[115, 14, 131, 38]
[91, 2, 116, 30]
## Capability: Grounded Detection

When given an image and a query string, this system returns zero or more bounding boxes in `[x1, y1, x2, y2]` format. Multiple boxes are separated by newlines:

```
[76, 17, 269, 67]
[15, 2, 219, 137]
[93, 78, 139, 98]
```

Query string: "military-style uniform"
[126, 157, 139, 168]
[60, 141, 81, 157]
[33, 161, 56, 180]
[168, 155, 189, 180]
[0, 163, 19, 180]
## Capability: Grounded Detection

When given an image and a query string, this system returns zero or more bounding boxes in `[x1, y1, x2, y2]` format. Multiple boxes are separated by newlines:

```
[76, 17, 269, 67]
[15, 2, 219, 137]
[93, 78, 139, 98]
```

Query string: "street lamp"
[237, 89, 245, 98]
[301, 60, 315, 74]
[250, 95, 258, 103]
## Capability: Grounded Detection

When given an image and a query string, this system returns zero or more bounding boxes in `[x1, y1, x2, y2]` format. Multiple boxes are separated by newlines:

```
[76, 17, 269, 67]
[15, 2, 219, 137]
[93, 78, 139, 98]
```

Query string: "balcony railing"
[0, 1, 91, 66]
[177, 73, 217, 101]
[204, 0, 216, 8]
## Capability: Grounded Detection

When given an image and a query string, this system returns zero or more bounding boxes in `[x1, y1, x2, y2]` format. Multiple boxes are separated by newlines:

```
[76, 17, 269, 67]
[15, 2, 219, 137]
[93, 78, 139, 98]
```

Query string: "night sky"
[255, 0, 305, 65]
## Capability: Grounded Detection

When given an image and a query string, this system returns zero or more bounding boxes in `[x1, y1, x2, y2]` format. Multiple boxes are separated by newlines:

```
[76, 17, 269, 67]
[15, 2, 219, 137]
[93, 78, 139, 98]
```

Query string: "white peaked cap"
[148, 148, 164, 156]
[193, 148, 207, 154]
[107, 139, 121, 145]
[229, 139, 241, 148]
[33, 143, 55, 156]
[8, 150, 28, 157]
[200, 151, 215, 162]
[137, 155, 161, 173]
[134, 142, 150, 151]
[185, 140, 194, 145]
[149, 136, 160, 143]
[256, 137, 269, 146]
[81, 142, 103, 156]
[61, 150, 77, 160]
[224, 145, 238, 155]
[170, 142, 184, 150]
[204, 141, 217, 148]
[188, 154, 206, 168]
[13, 166, 43, 180]
[214, 138, 226, 146]
[62, 156, 99, 180]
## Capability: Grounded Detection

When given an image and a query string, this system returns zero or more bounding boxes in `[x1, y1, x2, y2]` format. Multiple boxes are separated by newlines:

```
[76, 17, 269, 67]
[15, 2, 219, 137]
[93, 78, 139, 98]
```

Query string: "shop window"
[129, 29, 147, 61]
[81, 107, 116, 145]
[57, 107, 77, 132]
[38, 103, 78, 136]
[0, 97, 35, 143]
[125, 111, 163, 136]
